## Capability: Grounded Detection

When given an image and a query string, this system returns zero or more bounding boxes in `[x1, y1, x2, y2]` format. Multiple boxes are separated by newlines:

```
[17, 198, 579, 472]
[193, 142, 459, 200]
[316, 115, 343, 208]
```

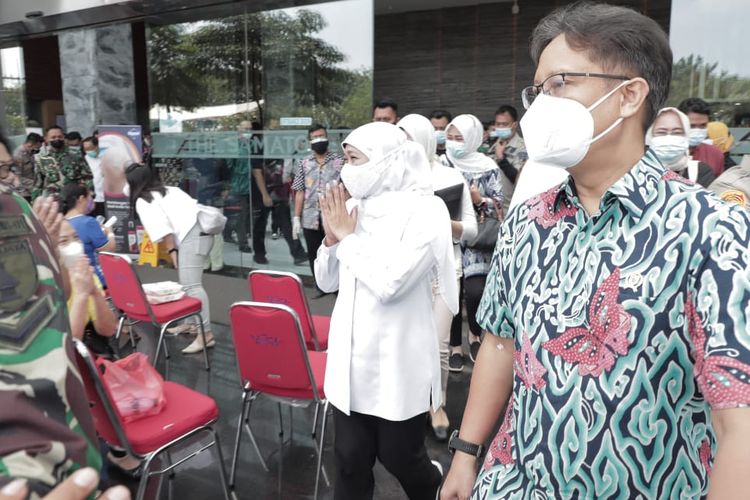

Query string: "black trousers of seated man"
[333, 408, 441, 500]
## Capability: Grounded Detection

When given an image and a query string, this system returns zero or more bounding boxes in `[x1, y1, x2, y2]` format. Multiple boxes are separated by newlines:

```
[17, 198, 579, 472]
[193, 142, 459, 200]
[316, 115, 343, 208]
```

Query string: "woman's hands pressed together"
[319, 182, 357, 246]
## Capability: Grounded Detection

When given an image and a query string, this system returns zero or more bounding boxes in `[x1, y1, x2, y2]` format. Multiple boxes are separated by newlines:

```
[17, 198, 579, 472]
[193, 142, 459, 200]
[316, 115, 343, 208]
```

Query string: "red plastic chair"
[71, 339, 230, 500]
[99, 252, 211, 375]
[228, 301, 330, 500]
[248, 270, 330, 351]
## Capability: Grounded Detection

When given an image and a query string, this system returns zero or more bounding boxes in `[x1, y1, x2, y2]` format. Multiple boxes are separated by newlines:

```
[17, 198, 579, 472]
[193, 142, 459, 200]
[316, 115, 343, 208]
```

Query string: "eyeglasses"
[521, 72, 631, 109]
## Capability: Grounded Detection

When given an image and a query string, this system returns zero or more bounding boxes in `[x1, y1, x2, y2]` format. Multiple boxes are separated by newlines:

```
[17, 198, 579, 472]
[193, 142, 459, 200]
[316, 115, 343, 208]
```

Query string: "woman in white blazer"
[316, 122, 458, 500]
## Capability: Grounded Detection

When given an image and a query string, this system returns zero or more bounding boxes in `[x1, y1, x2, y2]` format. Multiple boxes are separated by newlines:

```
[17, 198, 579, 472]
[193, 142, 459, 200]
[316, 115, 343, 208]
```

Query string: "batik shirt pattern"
[474, 151, 750, 499]
[292, 152, 345, 230]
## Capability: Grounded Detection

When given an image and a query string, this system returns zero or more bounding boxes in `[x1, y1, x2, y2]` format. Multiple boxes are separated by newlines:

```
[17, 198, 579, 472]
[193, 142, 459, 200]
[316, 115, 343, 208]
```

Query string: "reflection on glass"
[0, 46, 28, 136]
[146, 0, 373, 276]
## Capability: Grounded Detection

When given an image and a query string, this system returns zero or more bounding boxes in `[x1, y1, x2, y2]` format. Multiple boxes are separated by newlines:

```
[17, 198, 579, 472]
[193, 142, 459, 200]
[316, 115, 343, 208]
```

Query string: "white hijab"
[397, 113, 442, 170]
[446, 114, 498, 174]
[342, 122, 458, 314]
[645, 107, 694, 172]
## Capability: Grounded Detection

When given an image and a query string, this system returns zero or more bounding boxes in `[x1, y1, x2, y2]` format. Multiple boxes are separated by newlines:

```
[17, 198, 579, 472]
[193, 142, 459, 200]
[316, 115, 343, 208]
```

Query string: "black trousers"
[464, 275, 486, 337]
[252, 201, 305, 258]
[303, 227, 325, 279]
[235, 195, 250, 247]
[333, 408, 441, 500]
[450, 278, 464, 347]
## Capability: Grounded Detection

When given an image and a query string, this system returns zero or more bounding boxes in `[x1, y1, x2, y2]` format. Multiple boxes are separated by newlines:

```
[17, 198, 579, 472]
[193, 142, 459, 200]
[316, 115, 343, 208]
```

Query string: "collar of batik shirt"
[553, 149, 667, 223]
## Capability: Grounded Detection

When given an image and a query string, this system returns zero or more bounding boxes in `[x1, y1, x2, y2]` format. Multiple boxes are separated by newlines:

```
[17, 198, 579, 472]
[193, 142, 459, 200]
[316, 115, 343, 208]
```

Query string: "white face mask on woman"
[59, 240, 85, 268]
[520, 80, 630, 170]
[650, 135, 689, 171]
[340, 162, 382, 200]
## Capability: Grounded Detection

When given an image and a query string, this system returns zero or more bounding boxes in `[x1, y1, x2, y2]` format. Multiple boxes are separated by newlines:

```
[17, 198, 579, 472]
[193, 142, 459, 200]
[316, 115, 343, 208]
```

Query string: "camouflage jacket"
[31, 148, 93, 201]
[12, 145, 35, 199]
[0, 185, 101, 496]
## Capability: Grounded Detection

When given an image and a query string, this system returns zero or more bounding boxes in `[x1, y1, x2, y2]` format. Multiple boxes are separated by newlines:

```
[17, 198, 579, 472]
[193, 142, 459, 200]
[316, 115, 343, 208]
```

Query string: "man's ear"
[619, 77, 649, 120]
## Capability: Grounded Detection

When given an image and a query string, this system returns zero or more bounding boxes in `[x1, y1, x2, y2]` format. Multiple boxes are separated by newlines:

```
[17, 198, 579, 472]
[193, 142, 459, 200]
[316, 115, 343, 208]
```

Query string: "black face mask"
[311, 140, 329, 154]
[49, 139, 65, 150]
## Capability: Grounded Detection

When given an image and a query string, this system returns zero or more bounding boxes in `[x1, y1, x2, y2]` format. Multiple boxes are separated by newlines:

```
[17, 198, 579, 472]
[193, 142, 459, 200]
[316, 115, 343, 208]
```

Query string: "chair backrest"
[99, 252, 153, 320]
[71, 338, 132, 454]
[230, 301, 321, 401]
[248, 270, 319, 350]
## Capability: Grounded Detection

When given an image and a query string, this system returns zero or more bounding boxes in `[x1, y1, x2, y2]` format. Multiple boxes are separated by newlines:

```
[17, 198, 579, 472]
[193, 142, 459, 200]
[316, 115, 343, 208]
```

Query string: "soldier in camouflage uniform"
[32, 126, 93, 202]
[0, 188, 102, 497]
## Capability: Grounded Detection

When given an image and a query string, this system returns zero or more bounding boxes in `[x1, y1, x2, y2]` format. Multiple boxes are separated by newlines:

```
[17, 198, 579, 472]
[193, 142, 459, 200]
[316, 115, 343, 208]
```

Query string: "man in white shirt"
[82, 136, 105, 217]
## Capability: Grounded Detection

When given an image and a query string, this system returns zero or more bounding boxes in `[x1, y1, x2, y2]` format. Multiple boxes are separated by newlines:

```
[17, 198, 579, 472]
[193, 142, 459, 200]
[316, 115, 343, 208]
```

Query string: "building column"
[58, 24, 136, 135]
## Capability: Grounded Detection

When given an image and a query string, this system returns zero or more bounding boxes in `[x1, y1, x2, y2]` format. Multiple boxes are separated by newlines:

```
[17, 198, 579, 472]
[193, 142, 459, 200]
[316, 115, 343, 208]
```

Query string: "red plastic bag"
[97, 353, 166, 422]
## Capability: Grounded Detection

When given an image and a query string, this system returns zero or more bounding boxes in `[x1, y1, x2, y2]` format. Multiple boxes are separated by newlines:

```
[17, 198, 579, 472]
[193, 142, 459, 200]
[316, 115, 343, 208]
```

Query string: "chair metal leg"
[136, 453, 157, 500]
[311, 402, 320, 440]
[209, 427, 232, 500]
[244, 415, 269, 471]
[166, 450, 175, 500]
[197, 317, 210, 371]
[314, 400, 331, 499]
[288, 405, 294, 446]
[230, 391, 249, 488]
[277, 403, 284, 500]
[113, 316, 126, 358]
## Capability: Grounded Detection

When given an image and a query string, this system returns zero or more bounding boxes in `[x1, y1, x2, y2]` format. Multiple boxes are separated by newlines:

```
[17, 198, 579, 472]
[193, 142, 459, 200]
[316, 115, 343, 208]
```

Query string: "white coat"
[315, 194, 454, 421]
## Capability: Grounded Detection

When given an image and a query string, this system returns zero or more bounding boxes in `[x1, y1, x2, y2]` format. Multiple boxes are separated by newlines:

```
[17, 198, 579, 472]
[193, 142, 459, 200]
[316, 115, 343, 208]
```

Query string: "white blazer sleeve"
[335, 211, 440, 304]
[459, 180, 477, 243]
[314, 242, 340, 293]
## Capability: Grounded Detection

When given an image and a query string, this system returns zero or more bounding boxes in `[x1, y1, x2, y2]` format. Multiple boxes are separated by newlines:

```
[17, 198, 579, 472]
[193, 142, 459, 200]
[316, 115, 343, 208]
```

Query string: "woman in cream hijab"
[398, 113, 476, 441]
[316, 122, 456, 500]
[646, 107, 716, 188]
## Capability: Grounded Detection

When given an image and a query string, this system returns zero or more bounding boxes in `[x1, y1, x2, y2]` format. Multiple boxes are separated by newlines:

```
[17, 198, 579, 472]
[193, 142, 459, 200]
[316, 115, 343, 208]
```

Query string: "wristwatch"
[448, 430, 485, 458]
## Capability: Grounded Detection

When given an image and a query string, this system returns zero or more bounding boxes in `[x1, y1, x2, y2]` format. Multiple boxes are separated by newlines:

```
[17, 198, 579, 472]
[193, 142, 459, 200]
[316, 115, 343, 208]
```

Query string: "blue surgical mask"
[86, 150, 98, 159]
[491, 128, 513, 140]
[446, 140, 467, 159]
[688, 128, 708, 147]
[435, 130, 446, 145]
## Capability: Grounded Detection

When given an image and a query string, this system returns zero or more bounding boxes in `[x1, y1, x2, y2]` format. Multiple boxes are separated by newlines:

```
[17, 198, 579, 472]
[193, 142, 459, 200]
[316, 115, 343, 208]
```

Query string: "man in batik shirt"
[441, 3, 750, 499]
[32, 126, 93, 201]
[292, 124, 344, 284]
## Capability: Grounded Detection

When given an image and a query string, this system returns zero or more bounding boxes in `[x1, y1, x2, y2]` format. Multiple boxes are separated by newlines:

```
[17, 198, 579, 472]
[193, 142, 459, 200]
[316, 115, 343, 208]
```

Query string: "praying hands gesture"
[319, 182, 357, 246]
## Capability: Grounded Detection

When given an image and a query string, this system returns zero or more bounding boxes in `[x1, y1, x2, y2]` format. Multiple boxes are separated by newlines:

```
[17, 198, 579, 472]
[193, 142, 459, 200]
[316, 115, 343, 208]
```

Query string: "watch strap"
[448, 430, 485, 458]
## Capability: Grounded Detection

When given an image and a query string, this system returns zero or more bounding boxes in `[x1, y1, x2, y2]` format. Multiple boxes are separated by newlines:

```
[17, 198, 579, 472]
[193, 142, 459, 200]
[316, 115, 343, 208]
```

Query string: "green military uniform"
[0, 185, 101, 497]
[31, 148, 94, 201]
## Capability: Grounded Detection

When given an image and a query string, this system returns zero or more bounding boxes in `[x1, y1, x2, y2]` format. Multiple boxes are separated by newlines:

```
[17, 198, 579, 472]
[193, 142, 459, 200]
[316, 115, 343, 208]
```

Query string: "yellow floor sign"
[138, 232, 172, 268]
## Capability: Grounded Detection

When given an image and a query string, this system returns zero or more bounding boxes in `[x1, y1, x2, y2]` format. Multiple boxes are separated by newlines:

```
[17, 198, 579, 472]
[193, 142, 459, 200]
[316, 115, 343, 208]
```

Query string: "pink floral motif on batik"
[662, 169, 694, 185]
[525, 186, 577, 229]
[515, 332, 547, 391]
[543, 268, 633, 377]
[699, 438, 712, 476]
[483, 394, 515, 469]
[685, 293, 750, 408]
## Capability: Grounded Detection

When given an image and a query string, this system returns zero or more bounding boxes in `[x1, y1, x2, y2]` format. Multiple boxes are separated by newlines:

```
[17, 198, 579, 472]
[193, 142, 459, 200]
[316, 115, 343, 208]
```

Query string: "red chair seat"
[253, 351, 327, 400]
[309, 315, 330, 350]
[126, 296, 203, 324]
[124, 381, 219, 455]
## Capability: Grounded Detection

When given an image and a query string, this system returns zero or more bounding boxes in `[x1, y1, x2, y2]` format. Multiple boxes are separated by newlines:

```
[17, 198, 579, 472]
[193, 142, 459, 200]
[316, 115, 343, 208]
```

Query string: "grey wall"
[373, 0, 672, 121]
[58, 24, 136, 134]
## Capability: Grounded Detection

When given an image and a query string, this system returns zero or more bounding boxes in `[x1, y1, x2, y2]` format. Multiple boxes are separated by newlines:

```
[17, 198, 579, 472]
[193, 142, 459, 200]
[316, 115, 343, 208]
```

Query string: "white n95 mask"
[520, 80, 630, 169]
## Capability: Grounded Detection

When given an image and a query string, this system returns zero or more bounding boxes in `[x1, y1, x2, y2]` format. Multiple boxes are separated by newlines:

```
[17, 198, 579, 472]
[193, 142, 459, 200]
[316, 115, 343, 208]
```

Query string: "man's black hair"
[429, 110, 452, 122]
[678, 97, 712, 119]
[373, 98, 398, 113]
[25, 132, 42, 144]
[494, 105, 519, 122]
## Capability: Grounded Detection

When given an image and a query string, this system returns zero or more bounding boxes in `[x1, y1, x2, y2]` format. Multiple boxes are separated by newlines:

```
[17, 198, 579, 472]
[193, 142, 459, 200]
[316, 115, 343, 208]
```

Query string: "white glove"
[292, 216, 301, 240]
